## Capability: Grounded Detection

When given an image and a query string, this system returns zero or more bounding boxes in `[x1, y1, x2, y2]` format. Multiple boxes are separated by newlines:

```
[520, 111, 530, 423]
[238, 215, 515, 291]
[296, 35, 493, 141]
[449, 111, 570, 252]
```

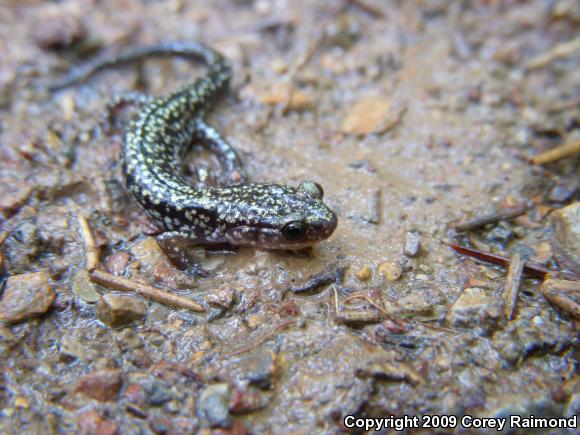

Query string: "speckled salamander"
[51, 42, 337, 273]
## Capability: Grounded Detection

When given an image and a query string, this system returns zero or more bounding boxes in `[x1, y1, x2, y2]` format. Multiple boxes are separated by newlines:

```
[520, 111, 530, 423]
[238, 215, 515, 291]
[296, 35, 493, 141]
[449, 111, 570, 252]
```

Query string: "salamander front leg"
[156, 231, 210, 277]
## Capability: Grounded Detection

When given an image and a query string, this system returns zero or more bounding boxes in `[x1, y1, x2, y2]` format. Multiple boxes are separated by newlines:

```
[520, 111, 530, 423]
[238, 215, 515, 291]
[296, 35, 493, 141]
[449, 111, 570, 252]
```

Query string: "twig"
[530, 138, 580, 165]
[541, 279, 580, 320]
[501, 253, 524, 320]
[335, 308, 381, 325]
[526, 38, 580, 71]
[289, 264, 346, 293]
[226, 319, 296, 357]
[332, 287, 381, 325]
[214, 16, 295, 41]
[343, 293, 389, 317]
[447, 243, 580, 281]
[342, 292, 408, 329]
[77, 215, 99, 271]
[255, 105, 274, 132]
[368, 188, 381, 225]
[90, 269, 205, 312]
[452, 205, 528, 232]
[78, 214, 205, 312]
[547, 97, 580, 113]
[346, 0, 386, 19]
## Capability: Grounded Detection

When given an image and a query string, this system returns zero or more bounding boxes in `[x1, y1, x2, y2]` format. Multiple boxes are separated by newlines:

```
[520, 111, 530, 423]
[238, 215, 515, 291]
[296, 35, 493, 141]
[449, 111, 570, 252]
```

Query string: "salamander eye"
[281, 220, 307, 241]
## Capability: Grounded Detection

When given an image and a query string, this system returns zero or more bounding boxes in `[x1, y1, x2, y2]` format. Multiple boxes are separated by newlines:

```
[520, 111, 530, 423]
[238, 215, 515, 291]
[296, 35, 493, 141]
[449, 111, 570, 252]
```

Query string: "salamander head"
[222, 180, 337, 249]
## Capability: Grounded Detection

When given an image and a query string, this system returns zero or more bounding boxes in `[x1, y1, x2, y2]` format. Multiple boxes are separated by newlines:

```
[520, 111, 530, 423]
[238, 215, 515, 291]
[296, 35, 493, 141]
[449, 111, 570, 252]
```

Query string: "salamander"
[51, 42, 338, 273]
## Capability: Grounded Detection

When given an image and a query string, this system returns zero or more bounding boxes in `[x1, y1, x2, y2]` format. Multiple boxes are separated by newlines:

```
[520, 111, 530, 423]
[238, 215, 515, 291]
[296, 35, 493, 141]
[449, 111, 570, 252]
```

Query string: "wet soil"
[0, 0, 579, 434]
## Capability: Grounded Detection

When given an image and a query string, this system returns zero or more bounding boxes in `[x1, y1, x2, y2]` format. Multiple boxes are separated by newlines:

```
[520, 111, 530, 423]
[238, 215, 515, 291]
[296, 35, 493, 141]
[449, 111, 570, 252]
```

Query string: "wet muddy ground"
[0, 0, 579, 434]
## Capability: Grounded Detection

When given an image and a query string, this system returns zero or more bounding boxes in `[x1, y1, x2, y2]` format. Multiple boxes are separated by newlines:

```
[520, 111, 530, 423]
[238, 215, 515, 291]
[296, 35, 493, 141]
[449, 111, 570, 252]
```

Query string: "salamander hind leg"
[156, 231, 211, 277]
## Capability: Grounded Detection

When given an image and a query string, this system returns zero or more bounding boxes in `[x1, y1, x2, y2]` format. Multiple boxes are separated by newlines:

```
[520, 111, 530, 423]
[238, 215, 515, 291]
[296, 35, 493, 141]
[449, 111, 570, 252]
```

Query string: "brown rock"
[229, 387, 267, 414]
[97, 294, 147, 328]
[32, 5, 86, 50]
[152, 260, 195, 290]
[105, 251, 131, 276]
[148, 417, 198, 435]
[124, 383, 146, 406]
[532, 242, 552, 264]
[0, 271, 55, 323]
[131, 237, 167, 269]
[355, 265, 371, 281]
[75, 369, 123, 402]
[341, 97, 405, 136]
[0, 183, 33, 219]
[378, 262, 403, 282]
[212, 419, 248, 435]
[78, 410, 118, 435]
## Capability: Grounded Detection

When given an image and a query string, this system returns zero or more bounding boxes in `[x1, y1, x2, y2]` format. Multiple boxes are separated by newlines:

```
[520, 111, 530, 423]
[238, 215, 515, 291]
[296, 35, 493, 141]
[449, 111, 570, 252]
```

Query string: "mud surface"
[0, 1, 579, 433]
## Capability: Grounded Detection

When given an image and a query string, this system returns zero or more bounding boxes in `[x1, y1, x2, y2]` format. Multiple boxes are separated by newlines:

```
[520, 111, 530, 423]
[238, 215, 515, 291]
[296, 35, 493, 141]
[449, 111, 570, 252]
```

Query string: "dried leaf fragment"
[341, 97, 405, 136]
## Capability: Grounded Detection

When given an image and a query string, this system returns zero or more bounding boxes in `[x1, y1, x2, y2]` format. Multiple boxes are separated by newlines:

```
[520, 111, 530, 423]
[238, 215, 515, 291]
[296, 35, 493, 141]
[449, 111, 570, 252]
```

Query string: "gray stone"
[143, 379, 172, 406]
[72, 270, 100, 303]
[199, 383, 232, 428]
[397, 293, 434, 316]
[446, 287, 503, 333]
[403, 232, 421, 257]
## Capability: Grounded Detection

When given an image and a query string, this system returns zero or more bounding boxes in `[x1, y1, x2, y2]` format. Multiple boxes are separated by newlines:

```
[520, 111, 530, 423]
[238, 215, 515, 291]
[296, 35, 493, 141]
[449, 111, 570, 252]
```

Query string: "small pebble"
[72, 270, 100, 304]
[548, 182, 577, 203]
[269, 58, 288, 74]
[355, 265, 371, 281]
[199, 383, 232, 428]
[152, 261, 195, 290]
[59, 335, 87, 362]
[229, 387, 267, 414]
[14, 397, 29, 409]
[75, 369, 123, 402]
[97, 294, 147, 328]
[446, 288, 503, 333]
[378, 262, 403, 282]
[397, 293, 434, 316]
[206, 288, 235, 309]
[78, 410, 118, 435]
[105, 251, 131, 276]
[403, 232, 421, 258]
[532, 242, 552, 264]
